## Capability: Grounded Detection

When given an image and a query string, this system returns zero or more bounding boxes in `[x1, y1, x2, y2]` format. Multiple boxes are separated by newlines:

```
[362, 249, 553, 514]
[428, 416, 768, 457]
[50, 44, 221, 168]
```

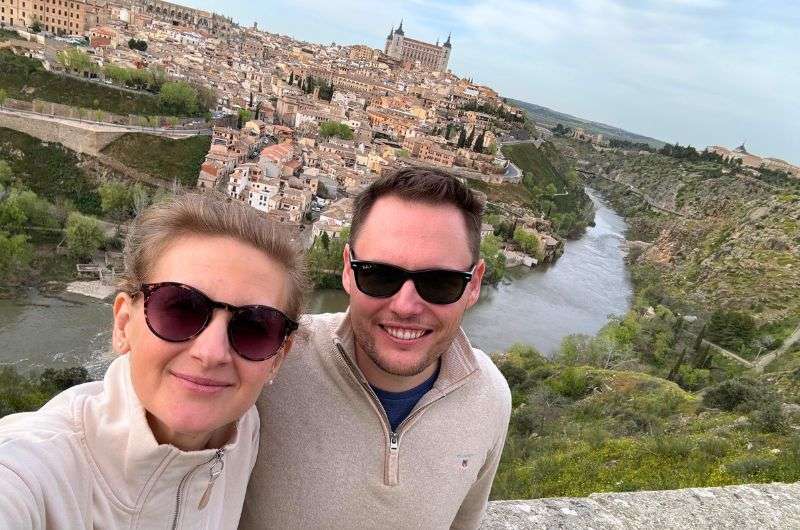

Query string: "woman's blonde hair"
[118, 191, 308, 320]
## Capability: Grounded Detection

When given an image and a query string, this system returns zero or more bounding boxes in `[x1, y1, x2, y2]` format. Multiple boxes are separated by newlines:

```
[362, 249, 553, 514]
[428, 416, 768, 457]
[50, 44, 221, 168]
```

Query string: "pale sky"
[183, 0, 799, 164]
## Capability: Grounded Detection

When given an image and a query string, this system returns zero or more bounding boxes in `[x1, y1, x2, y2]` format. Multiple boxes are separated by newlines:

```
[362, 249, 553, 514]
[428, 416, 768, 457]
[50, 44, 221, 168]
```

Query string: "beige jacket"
[0, 355, 259, 530]
[240, 312, 512, 530]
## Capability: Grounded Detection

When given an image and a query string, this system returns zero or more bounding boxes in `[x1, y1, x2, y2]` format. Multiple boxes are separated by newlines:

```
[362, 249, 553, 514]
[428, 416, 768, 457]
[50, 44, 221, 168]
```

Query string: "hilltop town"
[1, 0, 572, 263]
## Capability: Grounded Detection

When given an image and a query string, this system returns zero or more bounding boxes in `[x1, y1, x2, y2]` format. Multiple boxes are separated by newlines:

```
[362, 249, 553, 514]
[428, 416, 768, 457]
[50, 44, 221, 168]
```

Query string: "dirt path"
[754, 324, 800, 372]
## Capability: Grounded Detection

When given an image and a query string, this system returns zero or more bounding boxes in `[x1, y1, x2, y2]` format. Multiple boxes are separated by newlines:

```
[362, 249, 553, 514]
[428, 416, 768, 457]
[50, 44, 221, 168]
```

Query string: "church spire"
[444, 32, 451, 48]
[387, 25, 394, 39]
[395, 19, 404, 35]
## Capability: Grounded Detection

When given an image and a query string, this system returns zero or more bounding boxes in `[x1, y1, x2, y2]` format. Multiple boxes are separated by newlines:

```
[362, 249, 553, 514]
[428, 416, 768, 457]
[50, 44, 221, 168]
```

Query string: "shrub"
[675, 365, 710, 391]
[749, 400, 787, 434]
[697, 435, 731, 458]
[726, 456, 775, 480]
[548, 366, 593, 400]
[65, 211, 104, 260]
[702, 377, 762, 412]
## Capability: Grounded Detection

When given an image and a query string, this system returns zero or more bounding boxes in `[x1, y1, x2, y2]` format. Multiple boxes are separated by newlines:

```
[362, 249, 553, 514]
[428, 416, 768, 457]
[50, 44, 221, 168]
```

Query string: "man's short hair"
[350, 167, 485, 262]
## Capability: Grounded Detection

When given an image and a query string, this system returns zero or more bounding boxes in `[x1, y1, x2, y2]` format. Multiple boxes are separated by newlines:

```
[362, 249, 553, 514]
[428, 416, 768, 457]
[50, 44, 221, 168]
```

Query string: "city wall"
[479, 482, 800, 529]
[0, 108, 125, 155]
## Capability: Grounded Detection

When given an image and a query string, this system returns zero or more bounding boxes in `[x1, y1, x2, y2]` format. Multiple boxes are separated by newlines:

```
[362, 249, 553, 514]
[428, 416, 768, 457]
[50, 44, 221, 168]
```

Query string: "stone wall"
[480, 482, 800, 529]
[0, 109, 125, 155]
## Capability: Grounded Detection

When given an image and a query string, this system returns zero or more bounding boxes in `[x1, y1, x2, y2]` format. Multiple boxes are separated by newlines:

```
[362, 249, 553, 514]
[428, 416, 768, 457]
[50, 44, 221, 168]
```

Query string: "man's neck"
[354, 347, 440, 393]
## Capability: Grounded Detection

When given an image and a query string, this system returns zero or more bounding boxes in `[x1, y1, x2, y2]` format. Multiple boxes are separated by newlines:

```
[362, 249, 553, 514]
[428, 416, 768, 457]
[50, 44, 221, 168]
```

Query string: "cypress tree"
[457, 128, 467, 148]
[474, 130, 485, 153]
[465, 128, 475, 148]
[288, 72, 294, 85]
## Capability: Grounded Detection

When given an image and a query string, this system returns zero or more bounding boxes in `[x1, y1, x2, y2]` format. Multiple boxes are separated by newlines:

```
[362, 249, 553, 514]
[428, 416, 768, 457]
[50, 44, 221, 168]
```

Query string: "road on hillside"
[0, 106, 211, 137]
[755, 324, 800, 372]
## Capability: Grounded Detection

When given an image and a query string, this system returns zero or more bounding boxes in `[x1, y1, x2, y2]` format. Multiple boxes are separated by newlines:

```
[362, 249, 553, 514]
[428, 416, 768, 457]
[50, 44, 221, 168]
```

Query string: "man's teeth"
[385, 327, 425, 340]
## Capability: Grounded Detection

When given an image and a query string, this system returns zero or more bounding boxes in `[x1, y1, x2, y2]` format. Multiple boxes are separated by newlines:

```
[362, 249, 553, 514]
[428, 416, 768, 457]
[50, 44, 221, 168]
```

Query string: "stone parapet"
[480, 482, 800, 529]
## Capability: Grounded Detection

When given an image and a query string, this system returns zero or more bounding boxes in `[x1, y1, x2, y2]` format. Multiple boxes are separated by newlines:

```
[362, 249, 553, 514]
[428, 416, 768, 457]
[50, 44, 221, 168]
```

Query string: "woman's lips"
[170, 371, 233, 394]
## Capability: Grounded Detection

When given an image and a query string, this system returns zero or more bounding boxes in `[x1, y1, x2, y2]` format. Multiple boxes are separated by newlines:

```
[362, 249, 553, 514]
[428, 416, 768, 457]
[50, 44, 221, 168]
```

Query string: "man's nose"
[388, 279, 426, 316]
[189, 309, 233, 366]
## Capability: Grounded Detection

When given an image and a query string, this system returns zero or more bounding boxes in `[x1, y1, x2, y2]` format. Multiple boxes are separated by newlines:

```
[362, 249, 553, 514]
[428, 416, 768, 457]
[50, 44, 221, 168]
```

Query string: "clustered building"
[2, 0, 531, 245]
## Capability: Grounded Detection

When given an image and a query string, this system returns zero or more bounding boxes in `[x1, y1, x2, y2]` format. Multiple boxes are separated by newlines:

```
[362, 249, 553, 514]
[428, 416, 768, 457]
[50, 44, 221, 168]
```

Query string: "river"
[0, 189, 631, 376]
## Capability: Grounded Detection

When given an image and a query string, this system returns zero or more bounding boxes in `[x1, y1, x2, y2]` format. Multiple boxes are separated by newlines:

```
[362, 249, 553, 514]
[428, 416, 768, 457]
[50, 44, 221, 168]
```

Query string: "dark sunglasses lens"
[355, 263, 406, 298]
[229, 308, 287, 361]
[146, 284, 210, 342]
[415, 271, 468, 304]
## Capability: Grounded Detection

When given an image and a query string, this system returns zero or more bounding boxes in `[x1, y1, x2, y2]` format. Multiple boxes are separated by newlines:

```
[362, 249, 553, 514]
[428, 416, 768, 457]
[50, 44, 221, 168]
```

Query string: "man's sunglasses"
[136, 282, 298, 362]
[348, 249, 475, 305]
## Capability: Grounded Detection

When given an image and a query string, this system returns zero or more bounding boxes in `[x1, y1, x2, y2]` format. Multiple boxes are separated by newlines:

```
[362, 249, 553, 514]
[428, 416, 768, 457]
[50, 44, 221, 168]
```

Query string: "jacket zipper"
[334, 341, 475, 486]
[171, 448, 226, 530]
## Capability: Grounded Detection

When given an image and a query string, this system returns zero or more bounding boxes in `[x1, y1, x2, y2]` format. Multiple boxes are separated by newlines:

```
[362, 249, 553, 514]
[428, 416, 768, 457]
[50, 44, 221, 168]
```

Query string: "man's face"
[342, 196, 484, 388]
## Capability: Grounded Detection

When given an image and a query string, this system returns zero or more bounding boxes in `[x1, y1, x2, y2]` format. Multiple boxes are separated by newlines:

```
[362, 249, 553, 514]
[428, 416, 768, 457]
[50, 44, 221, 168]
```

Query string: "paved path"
[754, 324, 800, 372]
[0, 105, 211, 137]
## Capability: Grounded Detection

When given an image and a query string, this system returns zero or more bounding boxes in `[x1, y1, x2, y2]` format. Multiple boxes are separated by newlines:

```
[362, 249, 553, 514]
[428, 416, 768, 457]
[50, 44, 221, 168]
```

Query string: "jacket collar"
[80, 355, 245, 509]
[332, 310, 480, 395]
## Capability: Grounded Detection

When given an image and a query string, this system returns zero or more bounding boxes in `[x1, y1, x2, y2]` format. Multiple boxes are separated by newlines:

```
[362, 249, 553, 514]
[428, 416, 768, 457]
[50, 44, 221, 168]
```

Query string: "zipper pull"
[198, 449, 225, 510]
[389, 432, 399, 451]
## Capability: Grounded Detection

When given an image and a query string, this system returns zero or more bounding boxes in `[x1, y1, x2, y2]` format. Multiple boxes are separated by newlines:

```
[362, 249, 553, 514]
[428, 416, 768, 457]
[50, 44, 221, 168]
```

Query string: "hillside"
[101, 133, 211, 187]
[0, 50, 162, 116]
[499, 141, 594, 238]
[508, 98, 665, 148]
[560, 137, 800, 353]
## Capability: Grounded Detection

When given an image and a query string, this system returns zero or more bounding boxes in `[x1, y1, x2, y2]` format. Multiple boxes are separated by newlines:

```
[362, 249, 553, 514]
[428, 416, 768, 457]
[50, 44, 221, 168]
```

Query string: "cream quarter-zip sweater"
[240, 312, 512, 530]
[0, 355, 259, 530]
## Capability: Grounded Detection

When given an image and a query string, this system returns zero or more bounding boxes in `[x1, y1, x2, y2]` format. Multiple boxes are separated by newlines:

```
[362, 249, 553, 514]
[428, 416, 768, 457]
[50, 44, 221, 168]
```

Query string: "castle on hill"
[384, 21, 451, 72]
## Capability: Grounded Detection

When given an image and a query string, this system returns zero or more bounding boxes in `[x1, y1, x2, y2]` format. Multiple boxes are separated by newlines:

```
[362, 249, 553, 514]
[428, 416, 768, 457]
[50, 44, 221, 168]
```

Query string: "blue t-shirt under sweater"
[371, 368, 439, 432]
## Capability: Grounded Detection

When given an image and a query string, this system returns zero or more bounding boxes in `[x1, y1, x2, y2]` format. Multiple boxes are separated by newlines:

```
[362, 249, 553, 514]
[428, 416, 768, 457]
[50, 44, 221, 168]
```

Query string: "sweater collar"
[80, 355, 245, 509]
[333, 310, 479, 394]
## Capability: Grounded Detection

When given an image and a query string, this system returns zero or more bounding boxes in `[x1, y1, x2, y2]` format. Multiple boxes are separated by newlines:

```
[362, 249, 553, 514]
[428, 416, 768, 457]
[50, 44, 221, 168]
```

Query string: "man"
[240, 168, 511, 529]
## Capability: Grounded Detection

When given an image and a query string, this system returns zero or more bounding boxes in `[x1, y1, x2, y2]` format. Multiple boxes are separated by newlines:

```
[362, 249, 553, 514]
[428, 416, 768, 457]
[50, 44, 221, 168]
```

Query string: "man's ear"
[464, 259, 485, 309]
[341, 242, 353, 295]
[112, 292, 135, 354]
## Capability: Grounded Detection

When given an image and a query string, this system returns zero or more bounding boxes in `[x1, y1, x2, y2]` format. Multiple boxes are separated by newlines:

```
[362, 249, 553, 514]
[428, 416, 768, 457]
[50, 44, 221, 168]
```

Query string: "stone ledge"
[480, 482, 800, 529]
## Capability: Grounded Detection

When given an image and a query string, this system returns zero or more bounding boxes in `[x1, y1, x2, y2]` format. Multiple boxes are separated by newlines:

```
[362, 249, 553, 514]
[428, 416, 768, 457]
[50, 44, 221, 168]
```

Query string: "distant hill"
[508, 98, 666, 148]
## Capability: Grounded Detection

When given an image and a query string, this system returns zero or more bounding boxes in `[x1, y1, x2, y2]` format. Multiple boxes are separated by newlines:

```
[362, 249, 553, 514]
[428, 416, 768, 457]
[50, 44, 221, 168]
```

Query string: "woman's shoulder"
[0, 380, 103, 470]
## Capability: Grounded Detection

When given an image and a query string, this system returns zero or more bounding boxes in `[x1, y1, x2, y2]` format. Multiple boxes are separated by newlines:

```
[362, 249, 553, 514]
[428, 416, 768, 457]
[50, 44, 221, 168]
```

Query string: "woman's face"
[113, 234, 292, 450]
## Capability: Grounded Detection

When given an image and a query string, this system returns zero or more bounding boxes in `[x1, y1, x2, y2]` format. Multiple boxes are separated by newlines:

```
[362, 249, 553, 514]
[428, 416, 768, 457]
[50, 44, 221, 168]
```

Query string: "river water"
[0, 189, 631, 375]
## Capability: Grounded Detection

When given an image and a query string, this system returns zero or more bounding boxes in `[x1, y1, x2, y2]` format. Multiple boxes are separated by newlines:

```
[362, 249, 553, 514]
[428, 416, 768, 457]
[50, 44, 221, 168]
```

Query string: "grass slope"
[0, 50, 161, 116]
[101, 133, 211, 187]
[509, 98, 665, 148]
[0, 127, 100, 214]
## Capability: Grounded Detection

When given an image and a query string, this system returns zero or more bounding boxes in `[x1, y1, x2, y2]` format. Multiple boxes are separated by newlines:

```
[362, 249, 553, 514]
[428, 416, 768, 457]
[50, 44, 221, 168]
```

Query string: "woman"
[0, 192, 307, 529]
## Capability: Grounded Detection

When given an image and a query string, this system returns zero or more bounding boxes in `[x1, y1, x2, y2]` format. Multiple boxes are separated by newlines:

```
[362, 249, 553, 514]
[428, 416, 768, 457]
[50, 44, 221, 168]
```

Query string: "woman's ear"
[112, 292, 135, 354]
[267, 337, 292, 384]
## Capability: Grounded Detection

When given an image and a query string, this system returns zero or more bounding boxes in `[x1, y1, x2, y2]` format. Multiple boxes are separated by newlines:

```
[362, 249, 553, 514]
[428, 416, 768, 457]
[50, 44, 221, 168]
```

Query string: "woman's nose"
[189, 309, 234, 366]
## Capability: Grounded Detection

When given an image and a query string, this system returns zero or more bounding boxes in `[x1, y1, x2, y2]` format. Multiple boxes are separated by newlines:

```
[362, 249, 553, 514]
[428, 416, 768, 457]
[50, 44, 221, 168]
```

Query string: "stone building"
[0, 0, 88, 35]
[384, 21, 451, 72]
[137, 0, 235, 37]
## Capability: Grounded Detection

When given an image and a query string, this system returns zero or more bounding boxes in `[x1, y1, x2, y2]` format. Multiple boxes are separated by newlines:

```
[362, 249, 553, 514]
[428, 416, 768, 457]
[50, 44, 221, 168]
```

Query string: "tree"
[319, 121, 353, 140]
[192, 83, 217, 114]
[0, 88, 6, 107]
[465, 128, 475, 149]
[457, 128, 467, 148]
[473, 130, 485, 153]
[513, 227, 542, 259]
[0, 160, 11, 185]
[480, 233, 506, 284]
[159, 81, 199, 116]
[237, 108, 253, 129]
[98, 181, 133, 221]
[65, 212, 104, 260]
[0, 231, 33, 282]
[288, 72, 294, 85]
[30, 19, 42, 33]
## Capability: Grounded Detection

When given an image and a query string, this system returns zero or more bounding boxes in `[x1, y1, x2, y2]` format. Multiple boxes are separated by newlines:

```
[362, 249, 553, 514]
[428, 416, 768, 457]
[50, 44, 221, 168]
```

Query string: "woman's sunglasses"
[137, 282, 298, 362]
[348, 249, 475, 305]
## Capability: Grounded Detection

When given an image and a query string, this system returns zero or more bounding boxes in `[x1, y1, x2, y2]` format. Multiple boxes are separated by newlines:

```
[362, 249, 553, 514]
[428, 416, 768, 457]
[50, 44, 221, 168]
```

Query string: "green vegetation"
[1, 366, 91, 418]
[56, 48, 99, 76]
[0, 28, 20, 41]
[98, 180, 148, 222]
[501, 142, 593, 238]
[512, 227, 543, 261]
[307, 228, 349, 289]
[65, 212, 104, 260]
[127, 38, 148, 52]
[0, 127, 101, 214]
[0, 50, 162, 116]
[319, 121, 354, 140]
[100, 133, 211, 187]
[480, 233, 506, 284]
[102, 64, 167, 93]
[159, 81, 204, 116]
[298, 75, 334, 101]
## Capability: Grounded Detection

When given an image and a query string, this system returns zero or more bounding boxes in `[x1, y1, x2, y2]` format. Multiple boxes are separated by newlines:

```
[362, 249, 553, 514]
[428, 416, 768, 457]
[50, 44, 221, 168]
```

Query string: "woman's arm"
[0, 463, 42, 530]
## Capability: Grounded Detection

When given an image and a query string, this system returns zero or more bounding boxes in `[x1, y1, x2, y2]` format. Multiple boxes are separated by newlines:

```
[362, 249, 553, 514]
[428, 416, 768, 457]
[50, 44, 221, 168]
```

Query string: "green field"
[101, 133, 211, 187]
[0, 50, 162, 116]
